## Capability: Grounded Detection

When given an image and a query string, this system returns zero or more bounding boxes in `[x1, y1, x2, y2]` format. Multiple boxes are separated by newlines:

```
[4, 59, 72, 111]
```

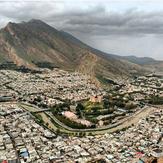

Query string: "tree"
[56, 128, 60, 135]
[125, 102, 136, 110]
[76, 103, 84, 118]
[76, 103, 84, 111]
[46, 122, 49, 126]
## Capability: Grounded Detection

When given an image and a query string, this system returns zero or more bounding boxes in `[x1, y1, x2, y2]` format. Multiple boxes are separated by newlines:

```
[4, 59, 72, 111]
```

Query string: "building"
[89, 95, 103, 103]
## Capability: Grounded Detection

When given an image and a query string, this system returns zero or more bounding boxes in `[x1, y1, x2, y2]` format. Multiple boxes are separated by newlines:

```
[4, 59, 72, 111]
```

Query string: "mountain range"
[0, 19, 162, 83]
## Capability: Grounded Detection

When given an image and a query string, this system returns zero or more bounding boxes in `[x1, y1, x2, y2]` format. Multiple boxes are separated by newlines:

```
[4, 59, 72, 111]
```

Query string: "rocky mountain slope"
[0, 19, 148, 82]
[120, 56, 163, 73]
[120, 56, 157, 65]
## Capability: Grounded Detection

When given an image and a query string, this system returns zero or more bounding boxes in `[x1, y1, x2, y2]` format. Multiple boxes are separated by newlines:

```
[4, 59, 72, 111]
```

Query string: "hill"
[0, 19, 148, 83]
[121, 56, 157, 65]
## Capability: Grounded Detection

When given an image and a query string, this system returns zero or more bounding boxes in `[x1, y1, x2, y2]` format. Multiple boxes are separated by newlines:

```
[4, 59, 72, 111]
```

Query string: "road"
[19, 102, 159, 135]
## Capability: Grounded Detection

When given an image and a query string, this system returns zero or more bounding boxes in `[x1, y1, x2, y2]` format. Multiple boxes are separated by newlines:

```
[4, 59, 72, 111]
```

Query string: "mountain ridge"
[0, 19, 155, 83]
[120, 55, 161, 65]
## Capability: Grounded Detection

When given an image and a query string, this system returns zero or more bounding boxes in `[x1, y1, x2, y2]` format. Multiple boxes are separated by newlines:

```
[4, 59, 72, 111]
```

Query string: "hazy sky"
[0, 0, 163, 60]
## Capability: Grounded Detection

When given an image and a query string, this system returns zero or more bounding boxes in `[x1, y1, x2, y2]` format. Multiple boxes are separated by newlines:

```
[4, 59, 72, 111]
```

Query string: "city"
[0, 69, 162, 162]
[0, 1, 163, 162]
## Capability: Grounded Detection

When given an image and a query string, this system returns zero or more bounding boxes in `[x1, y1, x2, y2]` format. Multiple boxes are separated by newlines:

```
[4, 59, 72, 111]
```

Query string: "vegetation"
[51, 102, 70, 115]
[83, 101, 104, 111]
[46, 94, 137, 129]
[96, 75, 118, 85]
[125, 102, 137, 110]
[33, 61, 58, 69]
[148, 95, 163, 105]
[31, 112, 44, 125]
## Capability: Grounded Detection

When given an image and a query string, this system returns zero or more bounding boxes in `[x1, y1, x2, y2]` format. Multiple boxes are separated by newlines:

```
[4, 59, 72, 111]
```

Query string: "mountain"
[120, 56, 159, 65]
[0, 19, 148, 83]
[118, 56, 163, 74]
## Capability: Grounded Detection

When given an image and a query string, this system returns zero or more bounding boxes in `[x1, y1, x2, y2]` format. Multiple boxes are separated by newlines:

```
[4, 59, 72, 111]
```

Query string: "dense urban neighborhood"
[0, 69, 163, 163]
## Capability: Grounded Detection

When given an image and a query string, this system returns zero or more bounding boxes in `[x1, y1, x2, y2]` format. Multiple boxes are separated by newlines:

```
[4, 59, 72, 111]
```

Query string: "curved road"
[19, 102, 159, 135]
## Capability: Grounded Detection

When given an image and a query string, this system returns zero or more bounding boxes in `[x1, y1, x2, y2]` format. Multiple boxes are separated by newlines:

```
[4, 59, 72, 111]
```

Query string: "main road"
[19, 102, 160, 135]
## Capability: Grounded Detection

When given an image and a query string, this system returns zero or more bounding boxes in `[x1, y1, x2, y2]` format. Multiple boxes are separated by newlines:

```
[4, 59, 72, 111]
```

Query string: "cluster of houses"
[0, 69, 162, 162]
[0, 69, 104, 106]
[118, 75, 163, 101]
[0, 103, 162, 163]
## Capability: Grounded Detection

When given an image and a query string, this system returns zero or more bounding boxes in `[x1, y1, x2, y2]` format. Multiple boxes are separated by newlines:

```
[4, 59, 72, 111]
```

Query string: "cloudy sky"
[0, 0, 163, 60]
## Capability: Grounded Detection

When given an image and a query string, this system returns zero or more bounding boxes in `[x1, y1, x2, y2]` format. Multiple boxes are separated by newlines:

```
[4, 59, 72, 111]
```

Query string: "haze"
[0, 0, 163, 60]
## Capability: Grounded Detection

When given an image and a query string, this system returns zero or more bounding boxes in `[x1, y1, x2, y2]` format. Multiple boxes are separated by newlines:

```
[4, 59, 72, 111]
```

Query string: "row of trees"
[147, 95, 163, 105]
